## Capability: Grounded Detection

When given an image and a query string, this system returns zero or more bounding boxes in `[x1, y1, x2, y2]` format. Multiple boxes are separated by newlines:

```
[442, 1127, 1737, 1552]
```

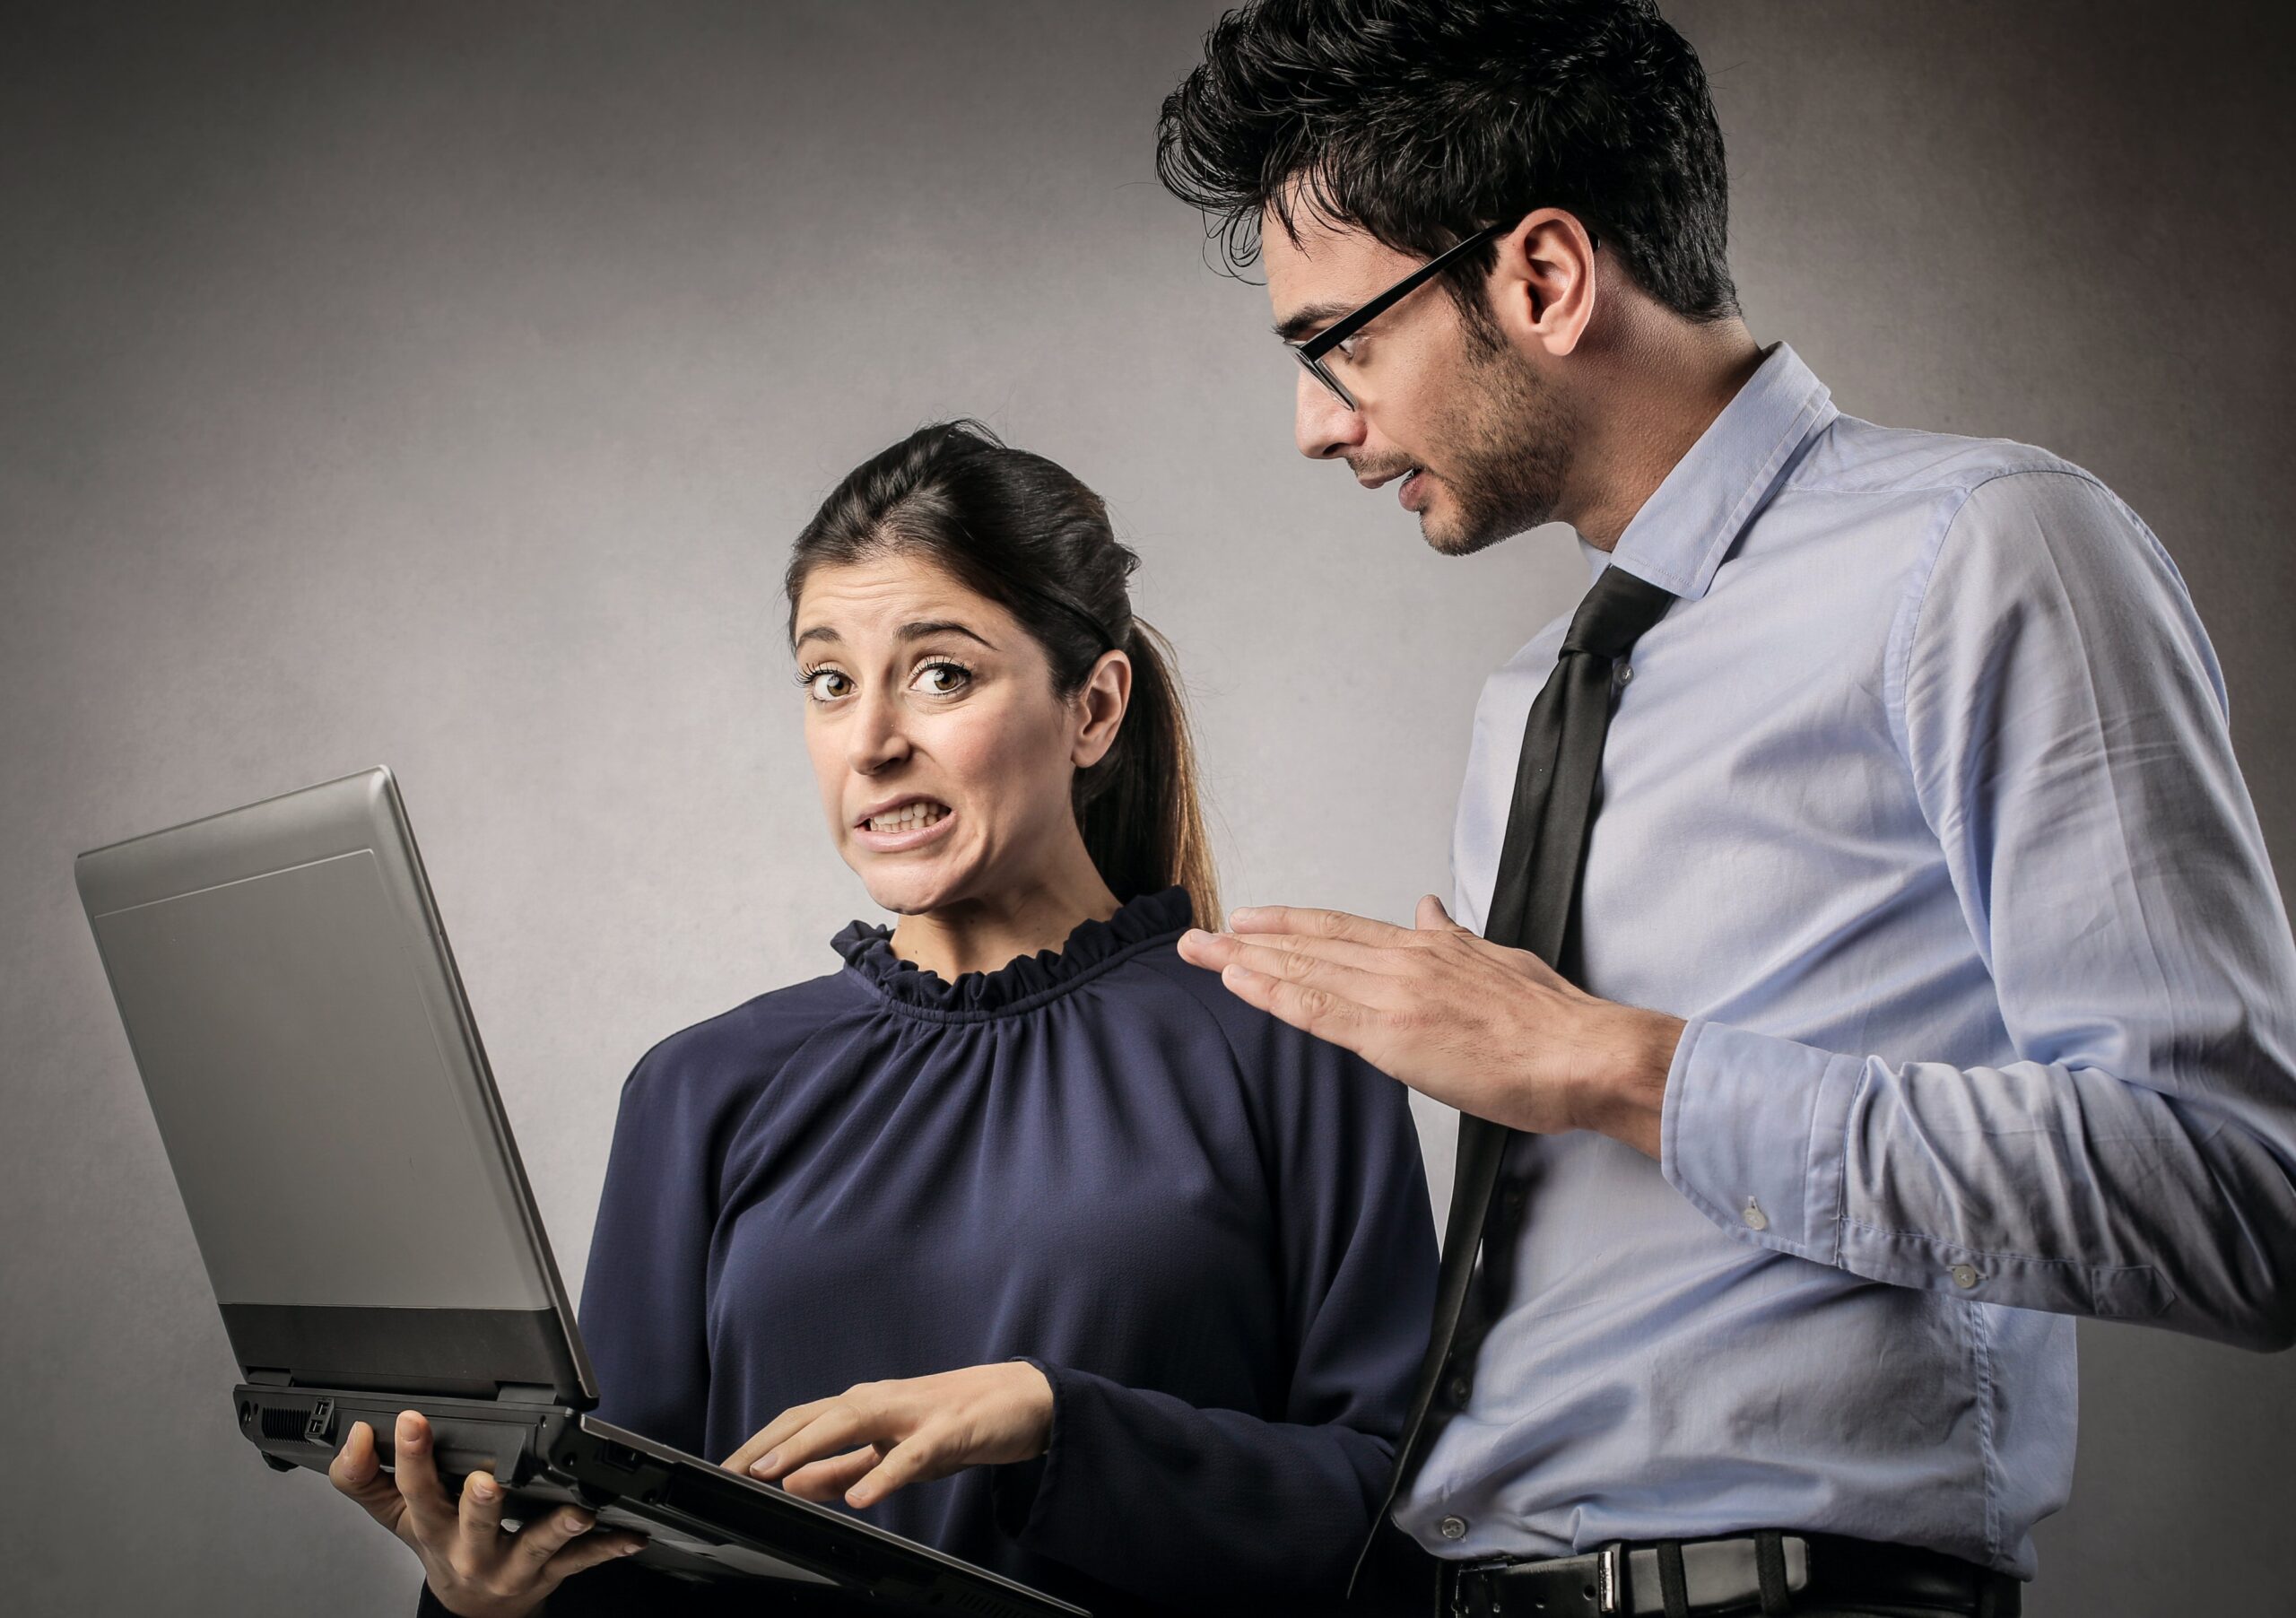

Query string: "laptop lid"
[76, 768, 596, 1405]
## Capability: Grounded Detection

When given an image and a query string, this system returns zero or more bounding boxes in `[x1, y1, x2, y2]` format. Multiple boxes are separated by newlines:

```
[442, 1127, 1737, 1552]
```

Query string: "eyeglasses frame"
[1288, 217, 1596, 410]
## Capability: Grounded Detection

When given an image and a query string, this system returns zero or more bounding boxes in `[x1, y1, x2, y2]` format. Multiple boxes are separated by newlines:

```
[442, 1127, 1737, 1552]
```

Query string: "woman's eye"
[912, 661, 971, 696]
[804, 669, 853, 702]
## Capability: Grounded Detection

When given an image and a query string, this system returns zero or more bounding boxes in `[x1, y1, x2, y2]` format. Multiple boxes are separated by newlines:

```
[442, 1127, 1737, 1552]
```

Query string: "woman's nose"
[847, 692, 911, 774]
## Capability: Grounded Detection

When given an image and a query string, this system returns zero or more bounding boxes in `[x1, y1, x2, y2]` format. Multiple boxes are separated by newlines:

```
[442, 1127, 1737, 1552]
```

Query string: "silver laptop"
[75, 767, 1085, 1615]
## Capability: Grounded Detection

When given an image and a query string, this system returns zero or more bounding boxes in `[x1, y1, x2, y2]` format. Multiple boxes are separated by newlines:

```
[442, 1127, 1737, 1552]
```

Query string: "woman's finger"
[389, 1412, 461, 1548]
[455, 1468, 506, 1568]
[845, 1434, 945, 1509]
[747, 1402, 881, 1481]
[535, 1527, 648, 1593]
[509, 1504, 600, 1572]
[778, 1444, 884, 1502]
[721, 1397, 834, 1476]
[328, 1422, 406, 1532]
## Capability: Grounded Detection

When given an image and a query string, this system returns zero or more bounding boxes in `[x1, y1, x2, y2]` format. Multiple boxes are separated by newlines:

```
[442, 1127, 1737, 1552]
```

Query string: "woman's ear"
[1072, 649, 1133, 769]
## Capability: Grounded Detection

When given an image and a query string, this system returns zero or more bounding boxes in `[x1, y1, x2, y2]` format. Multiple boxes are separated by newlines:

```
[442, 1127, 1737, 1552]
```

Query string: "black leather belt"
[1440, 1532, 2021, 1617]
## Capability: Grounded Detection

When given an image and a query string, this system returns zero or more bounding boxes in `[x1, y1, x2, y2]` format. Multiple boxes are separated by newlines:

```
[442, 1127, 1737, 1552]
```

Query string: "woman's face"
[792, 553, 1123, 916]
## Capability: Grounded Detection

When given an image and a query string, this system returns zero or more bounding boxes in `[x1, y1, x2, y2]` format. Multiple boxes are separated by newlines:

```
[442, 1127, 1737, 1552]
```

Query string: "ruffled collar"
[831, 885, 1195, 1020]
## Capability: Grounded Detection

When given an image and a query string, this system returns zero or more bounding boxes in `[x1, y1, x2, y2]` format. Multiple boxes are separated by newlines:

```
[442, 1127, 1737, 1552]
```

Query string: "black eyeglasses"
[1288, 219, 1592, 410]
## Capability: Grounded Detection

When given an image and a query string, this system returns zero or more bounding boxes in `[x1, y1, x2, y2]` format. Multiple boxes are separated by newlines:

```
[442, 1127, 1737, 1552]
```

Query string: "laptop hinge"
[493, 1382, 559, 1405]
[246, 1368, 293, 1387]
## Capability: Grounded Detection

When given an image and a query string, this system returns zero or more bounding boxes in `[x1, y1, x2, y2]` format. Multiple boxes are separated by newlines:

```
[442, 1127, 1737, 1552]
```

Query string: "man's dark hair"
[1155, 0, 1738, 325]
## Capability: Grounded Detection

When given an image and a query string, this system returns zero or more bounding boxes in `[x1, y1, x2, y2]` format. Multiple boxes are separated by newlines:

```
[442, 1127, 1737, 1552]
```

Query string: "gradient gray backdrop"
[4, 4, 2291, 1613]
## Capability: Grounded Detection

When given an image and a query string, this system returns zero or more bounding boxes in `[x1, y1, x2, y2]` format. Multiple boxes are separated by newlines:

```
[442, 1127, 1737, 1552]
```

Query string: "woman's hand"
[723, 1362, 1054, 1510]
[328, 1410, 645, 1617]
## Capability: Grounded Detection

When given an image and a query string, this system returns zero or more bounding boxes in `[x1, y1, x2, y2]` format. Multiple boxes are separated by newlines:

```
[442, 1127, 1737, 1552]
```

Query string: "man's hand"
[1176, 895, 1685, 1157]
[723, 1362, 1054, 1510]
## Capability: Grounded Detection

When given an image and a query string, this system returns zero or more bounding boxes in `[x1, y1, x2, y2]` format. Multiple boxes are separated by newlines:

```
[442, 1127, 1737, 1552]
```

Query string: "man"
[1159, 3, 2296, 1615]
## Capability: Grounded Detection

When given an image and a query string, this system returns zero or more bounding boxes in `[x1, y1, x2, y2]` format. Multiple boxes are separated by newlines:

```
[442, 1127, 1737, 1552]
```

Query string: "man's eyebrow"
[792, 621, 999, 651]
[1274, 301, 1353, 344]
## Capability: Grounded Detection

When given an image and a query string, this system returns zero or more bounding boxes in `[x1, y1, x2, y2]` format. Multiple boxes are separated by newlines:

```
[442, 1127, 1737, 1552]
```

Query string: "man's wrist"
[1570, 1002, 1684, 1158]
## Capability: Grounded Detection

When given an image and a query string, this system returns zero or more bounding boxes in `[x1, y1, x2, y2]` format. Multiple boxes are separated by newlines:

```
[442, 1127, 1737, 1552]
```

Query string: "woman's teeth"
[867, 802, 949, 832]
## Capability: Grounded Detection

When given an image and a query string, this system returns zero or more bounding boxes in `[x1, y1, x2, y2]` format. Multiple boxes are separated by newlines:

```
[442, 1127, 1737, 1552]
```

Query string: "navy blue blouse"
[560, 886, 1435, 1614]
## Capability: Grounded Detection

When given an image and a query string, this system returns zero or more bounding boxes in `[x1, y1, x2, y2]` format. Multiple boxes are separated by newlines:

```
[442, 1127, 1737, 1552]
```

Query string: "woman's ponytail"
[1074, 616, 1220, 928]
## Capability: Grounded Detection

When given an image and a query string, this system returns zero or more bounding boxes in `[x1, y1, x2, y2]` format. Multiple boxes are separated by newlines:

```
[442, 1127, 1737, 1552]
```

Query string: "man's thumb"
[1415, 893, 1468, 933]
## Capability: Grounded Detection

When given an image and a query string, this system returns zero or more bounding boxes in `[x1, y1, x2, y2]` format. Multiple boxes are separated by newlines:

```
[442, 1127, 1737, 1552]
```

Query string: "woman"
[331, 422, 1438, 1616]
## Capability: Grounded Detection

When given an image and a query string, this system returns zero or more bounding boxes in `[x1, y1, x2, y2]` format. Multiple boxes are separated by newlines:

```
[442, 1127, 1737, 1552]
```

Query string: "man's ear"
[1483, 208, 1600, 358]
[1073, 649, 1133, 769]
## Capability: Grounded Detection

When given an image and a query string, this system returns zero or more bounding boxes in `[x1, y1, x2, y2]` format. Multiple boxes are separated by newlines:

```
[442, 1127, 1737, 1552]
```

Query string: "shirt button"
[1741, 1196, 1770, 1232]
[1446, 1373, 1472, 1405]
[1950, 1264, 1980, 1289]
[1616, 663, 1634, 683]
[1439, 1517, 1469, 1542]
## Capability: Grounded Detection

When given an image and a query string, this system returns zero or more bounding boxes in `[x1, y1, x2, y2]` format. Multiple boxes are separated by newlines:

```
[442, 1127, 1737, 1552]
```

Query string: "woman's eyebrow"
[899, 620, 998, 651]
[790, 621, 999, 651]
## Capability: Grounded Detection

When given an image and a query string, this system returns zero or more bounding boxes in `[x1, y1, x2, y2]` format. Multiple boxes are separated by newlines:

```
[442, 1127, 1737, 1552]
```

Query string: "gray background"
[4, 3, 2291, 1612]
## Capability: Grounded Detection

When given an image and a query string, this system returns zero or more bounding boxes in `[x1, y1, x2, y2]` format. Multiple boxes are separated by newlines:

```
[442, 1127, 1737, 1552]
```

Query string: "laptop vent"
[259, 1405, 309, 1443]
[935, 1590, 1017, 1617]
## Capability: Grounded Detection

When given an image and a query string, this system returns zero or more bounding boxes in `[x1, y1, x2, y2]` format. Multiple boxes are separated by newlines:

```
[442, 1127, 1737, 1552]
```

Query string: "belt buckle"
[1595, 1544, 1622, 1614]
[1451, 1544, 1625, 1618]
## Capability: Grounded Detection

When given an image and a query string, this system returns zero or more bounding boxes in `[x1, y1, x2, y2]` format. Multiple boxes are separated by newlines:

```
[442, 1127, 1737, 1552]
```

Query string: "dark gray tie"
[1352, 562, 1677, 1588]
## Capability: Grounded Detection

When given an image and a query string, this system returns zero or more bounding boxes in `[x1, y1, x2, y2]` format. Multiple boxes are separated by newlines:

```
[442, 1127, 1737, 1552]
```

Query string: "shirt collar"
[1582, 342, 1836, 601]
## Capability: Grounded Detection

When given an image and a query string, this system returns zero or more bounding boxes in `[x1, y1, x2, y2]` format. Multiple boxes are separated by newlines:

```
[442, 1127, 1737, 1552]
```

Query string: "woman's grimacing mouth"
[854, 794, 952, 831]
[850, 795, 955, 843]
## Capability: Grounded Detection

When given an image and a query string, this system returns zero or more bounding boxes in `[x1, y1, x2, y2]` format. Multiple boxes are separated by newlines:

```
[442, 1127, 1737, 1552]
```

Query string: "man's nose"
[1294, 368, 1366, 460]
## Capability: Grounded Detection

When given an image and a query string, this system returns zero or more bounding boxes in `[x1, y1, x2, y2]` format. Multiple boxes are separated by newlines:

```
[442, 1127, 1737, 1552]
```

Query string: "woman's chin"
[857, 866, 962, 918]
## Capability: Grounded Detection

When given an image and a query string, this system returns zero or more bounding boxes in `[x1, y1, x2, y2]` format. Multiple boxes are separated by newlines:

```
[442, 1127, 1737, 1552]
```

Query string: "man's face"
[1263, 206, 1577, 555]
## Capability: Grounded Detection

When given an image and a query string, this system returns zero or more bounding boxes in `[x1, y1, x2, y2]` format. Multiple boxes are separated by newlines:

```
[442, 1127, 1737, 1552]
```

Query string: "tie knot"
[1561, 565, 1676, 660]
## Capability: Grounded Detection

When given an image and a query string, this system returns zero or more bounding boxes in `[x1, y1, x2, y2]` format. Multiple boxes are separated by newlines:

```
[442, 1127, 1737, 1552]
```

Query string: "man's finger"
[1178, 926, 1408, 981]
[1213, 932, 1413, 983]
[1212, 937, 1396, 1005]
[1415, 893, 1471, 933]
[329, 1422, 406, 1530]
[1218, 961, 1370, 1048]
[389, 1411, 459, 1544]
[1226, 905, 1412, 946]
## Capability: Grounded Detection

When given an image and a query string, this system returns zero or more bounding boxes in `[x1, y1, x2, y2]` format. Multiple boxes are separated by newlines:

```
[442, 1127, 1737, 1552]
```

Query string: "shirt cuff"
[989, 1356, 1067, 1544]
[1660, 1016, 1862, 1265]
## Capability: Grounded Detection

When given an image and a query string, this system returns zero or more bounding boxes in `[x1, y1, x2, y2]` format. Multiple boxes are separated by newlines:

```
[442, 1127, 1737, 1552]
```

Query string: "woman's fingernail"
[750, 1451, 779, 1475]
[618, 1542, 642, 1556]
[396, 1414, 421, 1446]
[471, 1476, 495, 1501]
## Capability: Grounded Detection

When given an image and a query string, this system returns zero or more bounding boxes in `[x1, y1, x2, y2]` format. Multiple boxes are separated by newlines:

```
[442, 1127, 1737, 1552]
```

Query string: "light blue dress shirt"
[1396, 344, 2296, 1577]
